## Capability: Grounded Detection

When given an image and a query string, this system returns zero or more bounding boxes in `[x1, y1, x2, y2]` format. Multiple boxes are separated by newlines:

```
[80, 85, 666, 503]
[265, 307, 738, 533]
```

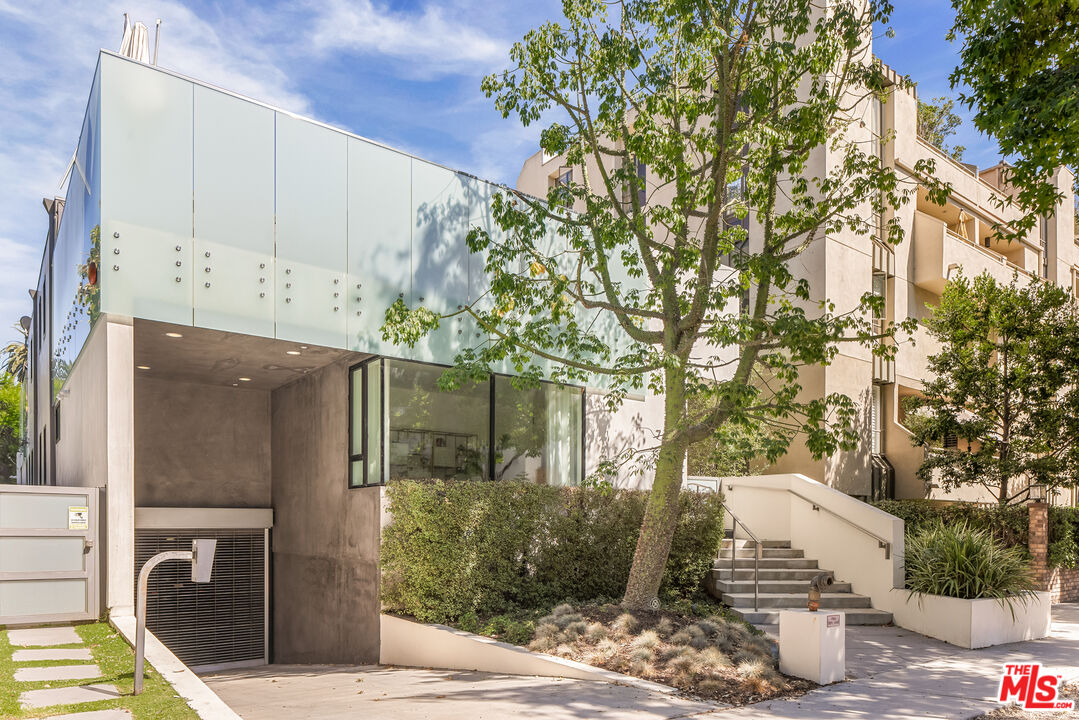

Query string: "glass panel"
[366, 360, 383, 484]
[51, 68, 101, 395]
[193, 86, 276, 336]
[350, 366, 364, 459]
[0, 580, 86, 616]
[0, 537, 84, 572]
[347, 138, 411, 355]
[494, 377, 582, 486]
[0, 493, 90, 529]
[99, 54, 194, 327]
[275, 113, 348, 347]
[386, 360, 488, 481]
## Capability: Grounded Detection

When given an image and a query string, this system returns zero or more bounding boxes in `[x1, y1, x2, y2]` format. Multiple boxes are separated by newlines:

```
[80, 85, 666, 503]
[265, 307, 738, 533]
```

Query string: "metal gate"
[0, 485, 100, 625]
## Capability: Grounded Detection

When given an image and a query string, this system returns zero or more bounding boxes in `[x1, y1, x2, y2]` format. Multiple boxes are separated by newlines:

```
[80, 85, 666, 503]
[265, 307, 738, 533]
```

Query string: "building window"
[943, 433, 958, 449]
[550, 167, 573, 188]
[348, 358, 384, 488]
[351, 358, 585, 486]
[493, 376, 583, 485]
[870, 385, 882, 456]
[622, 159, 647, 207]
[1040, 215, 1050, 279]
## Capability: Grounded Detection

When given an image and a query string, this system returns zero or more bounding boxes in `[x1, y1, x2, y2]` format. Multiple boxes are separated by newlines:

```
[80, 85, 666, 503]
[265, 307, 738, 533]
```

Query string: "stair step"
[715, 580, 853, 594]
[720, 539, 791, 549]
[730, 608, 894, 626]
[713, 567, 828, 581]
[717, 558, 820, 569]
[718, 548, 805, 559]
[721, 592, 873, 609]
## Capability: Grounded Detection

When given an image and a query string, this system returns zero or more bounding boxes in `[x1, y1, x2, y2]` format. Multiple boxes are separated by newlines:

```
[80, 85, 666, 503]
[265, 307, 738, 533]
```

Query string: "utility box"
[779, 609, 845, 685]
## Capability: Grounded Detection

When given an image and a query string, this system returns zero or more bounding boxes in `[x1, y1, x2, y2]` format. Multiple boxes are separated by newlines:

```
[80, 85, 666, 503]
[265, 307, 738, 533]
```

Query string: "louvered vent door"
[135, 528, 267, 670]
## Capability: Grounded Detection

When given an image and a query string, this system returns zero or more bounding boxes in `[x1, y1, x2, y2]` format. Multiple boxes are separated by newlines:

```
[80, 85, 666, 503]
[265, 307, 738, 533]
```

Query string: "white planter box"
[889, 590, 1052, 649]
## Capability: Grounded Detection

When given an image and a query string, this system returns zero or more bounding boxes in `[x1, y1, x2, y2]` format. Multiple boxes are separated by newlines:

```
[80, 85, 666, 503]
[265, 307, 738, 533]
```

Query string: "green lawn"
[0, 623, 198, 719]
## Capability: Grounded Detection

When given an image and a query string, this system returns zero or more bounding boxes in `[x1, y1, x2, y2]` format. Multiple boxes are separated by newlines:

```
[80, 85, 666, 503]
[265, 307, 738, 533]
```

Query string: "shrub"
[903, 522, 1036, 606]
[381, 479, 725, 623]
[1048, 507, 1079, 570]
[874, 499, 1029, 553]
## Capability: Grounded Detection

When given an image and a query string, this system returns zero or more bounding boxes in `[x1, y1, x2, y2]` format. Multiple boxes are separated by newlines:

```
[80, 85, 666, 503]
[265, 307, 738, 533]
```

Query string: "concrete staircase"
[710, 538, 894, 626]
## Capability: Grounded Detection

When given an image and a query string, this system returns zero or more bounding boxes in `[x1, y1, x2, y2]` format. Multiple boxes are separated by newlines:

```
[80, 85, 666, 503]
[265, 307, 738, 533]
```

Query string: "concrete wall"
[134, 377, 271, 507]
[270, 356, 381, 664]
[52, 318, 136, 616]
[54, 320, 109, 489]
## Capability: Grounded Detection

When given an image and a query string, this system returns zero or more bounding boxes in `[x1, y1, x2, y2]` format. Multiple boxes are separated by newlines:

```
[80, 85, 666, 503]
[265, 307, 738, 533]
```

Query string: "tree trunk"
[622, 368, 688, 609]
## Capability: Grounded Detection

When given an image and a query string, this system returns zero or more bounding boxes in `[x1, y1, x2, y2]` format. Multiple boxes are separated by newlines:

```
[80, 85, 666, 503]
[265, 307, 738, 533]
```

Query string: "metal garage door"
[135, 527, 268, 670]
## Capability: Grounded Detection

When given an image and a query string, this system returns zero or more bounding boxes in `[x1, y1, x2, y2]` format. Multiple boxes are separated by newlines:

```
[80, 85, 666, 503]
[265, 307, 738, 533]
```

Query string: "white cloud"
[308, 0, 508, 78]
[0, 237, 39, 347]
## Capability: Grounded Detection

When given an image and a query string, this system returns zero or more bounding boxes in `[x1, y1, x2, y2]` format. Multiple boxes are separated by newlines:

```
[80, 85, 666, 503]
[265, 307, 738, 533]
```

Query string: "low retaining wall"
[888, 591, 1052, 649]
[379, 614, 674, 694]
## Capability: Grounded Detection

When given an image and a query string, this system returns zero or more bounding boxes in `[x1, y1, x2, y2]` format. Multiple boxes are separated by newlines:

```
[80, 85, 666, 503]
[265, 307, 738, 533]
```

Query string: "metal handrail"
[722, 483, 893, 560]
[686, 482, 760, 611]
[722, 502, 761, 612]
[786, 490, 892, 560]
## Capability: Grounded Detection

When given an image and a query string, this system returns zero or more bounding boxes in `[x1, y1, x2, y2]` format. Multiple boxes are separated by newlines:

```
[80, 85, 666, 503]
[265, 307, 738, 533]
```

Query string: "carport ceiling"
[133, 319, 359, 390]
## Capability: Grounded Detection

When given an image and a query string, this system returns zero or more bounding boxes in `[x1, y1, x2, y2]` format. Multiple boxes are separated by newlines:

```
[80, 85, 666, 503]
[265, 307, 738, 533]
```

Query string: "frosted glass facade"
[46, 52, 621, 402]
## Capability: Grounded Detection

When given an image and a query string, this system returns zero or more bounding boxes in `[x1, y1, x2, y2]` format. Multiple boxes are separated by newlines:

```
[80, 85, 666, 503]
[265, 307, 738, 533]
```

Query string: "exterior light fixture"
[1029, 483, 1048, 503]
[286, 350, 301, 356]
[238, 377, 252, 382]
[299, 345, 308, 350]
[136, 365, 150, 370]
[164, 332, 183, 338]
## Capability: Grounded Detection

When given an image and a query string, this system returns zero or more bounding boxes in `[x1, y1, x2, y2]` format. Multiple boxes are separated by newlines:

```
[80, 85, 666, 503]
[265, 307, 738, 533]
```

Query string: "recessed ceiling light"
[286, 350, 301, 356]
[299, 345, 308, 350]
[136, 365, 151, 370]
[164, 332, 183, 338]
[232, 383, 239, 387]
[238, 377, 252, 382]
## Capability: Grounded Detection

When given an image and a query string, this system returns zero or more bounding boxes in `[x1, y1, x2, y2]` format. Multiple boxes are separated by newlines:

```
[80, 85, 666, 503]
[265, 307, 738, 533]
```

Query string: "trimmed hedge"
[381, 479, 725, 623]
[873, 499, 1029, 555]
[875, 499, 1079, 570]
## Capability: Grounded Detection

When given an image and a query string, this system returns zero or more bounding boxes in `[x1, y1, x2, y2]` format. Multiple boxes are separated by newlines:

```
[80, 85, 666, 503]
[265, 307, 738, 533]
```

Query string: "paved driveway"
[203, 605, 1079, 720]
[202, 664, 726, 720]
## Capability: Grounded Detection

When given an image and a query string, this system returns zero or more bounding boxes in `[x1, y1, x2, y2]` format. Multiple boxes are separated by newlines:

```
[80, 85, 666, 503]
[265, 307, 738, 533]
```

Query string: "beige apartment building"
[517, 61, 1079, 504]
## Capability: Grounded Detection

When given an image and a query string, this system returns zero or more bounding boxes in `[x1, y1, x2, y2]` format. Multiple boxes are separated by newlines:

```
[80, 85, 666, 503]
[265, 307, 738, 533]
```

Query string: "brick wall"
[1028, 502, 1079, 603]
[1047, 567, 1079, 603]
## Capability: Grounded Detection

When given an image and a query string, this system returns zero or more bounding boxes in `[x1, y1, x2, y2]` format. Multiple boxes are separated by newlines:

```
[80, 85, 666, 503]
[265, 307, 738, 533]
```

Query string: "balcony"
[912, 211, 1034, 294]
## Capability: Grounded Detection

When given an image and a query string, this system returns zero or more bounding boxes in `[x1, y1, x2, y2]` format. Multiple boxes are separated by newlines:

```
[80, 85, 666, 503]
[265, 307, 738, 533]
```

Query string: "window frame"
[347, 357, 384, 489]
[350, 356, 588, 486]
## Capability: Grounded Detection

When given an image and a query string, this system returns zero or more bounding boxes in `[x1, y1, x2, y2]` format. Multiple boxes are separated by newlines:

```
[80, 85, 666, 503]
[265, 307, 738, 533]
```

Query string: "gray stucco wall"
[54, 320, 109, 489]
[270, 356, 381, 664]
[134, 376, 271, 507]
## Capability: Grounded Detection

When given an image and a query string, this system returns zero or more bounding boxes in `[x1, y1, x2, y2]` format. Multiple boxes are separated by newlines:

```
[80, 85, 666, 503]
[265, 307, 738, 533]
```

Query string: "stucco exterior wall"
[270, 356, 381, 664]
[133, 377, 272, 507]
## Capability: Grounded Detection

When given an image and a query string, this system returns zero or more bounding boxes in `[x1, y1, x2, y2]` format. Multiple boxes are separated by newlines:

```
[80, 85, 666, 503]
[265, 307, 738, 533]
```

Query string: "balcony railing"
[913, 211, 1034, 294]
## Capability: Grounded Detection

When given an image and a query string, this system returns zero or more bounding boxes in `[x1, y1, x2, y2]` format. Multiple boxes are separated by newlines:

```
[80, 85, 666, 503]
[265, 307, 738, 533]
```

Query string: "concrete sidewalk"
[722, 603, 1079, 719]
[203, 605, 1079, 720]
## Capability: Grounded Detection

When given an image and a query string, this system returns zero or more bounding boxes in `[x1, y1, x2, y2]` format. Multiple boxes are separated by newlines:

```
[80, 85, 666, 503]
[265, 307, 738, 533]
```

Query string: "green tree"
[906, 273, 1079, 504]
[917, 96, 966, 162]
[1, 323, 28, 384]
[949, 0, 1079, 235]
[385, 0, 922, 607]
[0, 373, 22, 482]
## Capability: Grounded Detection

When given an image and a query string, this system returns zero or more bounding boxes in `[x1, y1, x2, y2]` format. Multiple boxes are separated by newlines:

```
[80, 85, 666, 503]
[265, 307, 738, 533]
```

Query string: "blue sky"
[0, 0, 996, 351]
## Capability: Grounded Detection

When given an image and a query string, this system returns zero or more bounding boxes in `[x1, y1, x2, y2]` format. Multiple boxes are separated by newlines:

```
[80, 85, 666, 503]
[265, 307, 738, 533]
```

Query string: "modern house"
[18, 50, 664, 668]
[520, 61, 1079, 505]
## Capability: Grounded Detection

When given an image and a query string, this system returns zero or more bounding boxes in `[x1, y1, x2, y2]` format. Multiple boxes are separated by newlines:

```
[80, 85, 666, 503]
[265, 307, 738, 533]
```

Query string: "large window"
[349, 358, 584, 486]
